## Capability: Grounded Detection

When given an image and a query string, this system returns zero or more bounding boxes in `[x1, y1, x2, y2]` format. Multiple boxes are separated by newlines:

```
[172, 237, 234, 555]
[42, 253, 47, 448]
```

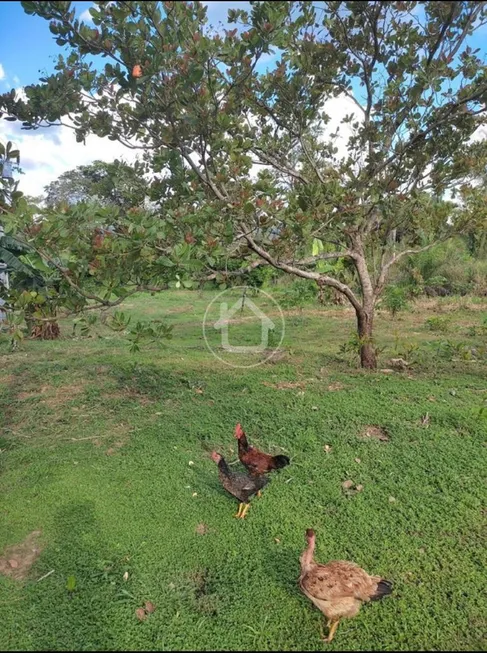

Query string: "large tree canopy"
[2, 0, 487, 366]
[44, 158, 150, 209]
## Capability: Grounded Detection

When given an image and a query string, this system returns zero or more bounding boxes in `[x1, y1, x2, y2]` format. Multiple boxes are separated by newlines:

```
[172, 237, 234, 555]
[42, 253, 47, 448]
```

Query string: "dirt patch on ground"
[0, 374, 16, 386]
[262, 380, 306, 390]
[0, 531, 43, 580]
[327, 382, 346, 391]
[359, 425, 390, 442]
[95, 365, 111, 375]
[195, 523, 211, 536]
[95, 423, 132, 455]
[263, 348, 288, 364]
[105, 440, 127, 456]
[167, 304, 196, 315]
[17, 383, 86, 407]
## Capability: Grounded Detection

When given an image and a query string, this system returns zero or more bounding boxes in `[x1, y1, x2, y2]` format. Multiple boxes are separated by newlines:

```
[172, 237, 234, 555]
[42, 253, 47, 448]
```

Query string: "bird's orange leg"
[324, 620, 340, 643]
[239, 503, 250, 519]
[234, 503, 244, 518]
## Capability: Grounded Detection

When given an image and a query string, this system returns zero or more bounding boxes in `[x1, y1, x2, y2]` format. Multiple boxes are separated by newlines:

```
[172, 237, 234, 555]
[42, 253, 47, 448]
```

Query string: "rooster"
[299, 529, 393, 643]
[210, 451, 268, 519]
[235, 423, 290, 477]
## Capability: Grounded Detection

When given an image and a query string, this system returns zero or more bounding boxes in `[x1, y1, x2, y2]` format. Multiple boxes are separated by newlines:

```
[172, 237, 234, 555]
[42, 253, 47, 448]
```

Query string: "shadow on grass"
[23, 501, 121, 651]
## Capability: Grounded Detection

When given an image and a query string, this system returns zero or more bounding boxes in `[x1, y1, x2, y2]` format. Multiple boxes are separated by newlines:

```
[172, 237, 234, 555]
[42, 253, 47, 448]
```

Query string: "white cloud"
[80, 7, 94, 23]
[0, 104, 139, 197]
[0, 63, 5, 81]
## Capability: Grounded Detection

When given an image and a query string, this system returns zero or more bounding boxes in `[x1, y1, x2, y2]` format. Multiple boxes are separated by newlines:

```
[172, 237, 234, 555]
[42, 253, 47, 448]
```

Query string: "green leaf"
[312, 238, 324, 256]
[0, 247, 34, 275]
[66, 575, 76, 592]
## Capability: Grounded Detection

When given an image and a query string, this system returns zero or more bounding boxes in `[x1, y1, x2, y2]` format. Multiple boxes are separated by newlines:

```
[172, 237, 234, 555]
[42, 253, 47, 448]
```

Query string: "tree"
[44, 159, 149, 209]
[2, 1, 487, 367]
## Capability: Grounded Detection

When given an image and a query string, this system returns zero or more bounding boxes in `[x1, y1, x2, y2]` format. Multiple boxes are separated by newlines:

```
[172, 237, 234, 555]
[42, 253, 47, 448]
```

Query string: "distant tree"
[44, 159, 149, 209]
[2, 1, 487, 366]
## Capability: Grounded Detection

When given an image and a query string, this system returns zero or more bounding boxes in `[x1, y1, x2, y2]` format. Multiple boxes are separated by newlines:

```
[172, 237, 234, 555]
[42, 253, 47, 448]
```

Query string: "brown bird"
[210, 451, 268, 519]
[299, 528, 393, 643]
[235, 423, 290, 477]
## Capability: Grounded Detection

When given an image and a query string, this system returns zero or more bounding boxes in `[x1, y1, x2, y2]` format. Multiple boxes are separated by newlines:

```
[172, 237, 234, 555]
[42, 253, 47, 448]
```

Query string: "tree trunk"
[356, 308, 376, 369]
[30, 319, 60, 339]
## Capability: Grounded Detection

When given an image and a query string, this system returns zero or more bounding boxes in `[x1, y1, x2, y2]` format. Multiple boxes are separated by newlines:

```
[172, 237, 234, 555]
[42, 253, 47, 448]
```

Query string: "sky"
[0, 1, 264, 197]
[0, 2, 486, 197]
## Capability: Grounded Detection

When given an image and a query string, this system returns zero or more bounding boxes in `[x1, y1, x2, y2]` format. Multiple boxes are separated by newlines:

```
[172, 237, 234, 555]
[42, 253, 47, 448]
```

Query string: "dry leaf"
[355, 457, 361, 463]
[123, 571, 129, 582]
[420, 413, 430, 427]
[188, 461, 195, 466]
[324, 444, 332, 454]
[145, 601, 156, 613]
[342, 480, 354, 490]
[389, 496, 396, 503]
[8, 559, 18, 569]
[192, 492, 198, 497]
[360, 425, 389, 442]
[194, 388, 204, 394]
[274, 538, 280, 544]
[355, 484, 364, 492]
[135, 608, 147, 621]
[311, 406, 318, 411]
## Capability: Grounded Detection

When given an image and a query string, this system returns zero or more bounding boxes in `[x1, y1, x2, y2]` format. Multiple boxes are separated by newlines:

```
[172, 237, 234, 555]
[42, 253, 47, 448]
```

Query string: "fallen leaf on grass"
[145, 601, 156, 613]
[389, 496, 396, 503]
[123, 571, 129, 582]
[135, 608, 147, 621]
[355, 457, 361, 463]
[359, 425, 390, 442]
[342, 480, 363, 495]
[324, 444, 332, 454]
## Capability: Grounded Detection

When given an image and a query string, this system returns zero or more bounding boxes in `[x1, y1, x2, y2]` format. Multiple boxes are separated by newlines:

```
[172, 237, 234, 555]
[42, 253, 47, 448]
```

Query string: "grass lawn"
[0, 290, 486, 651]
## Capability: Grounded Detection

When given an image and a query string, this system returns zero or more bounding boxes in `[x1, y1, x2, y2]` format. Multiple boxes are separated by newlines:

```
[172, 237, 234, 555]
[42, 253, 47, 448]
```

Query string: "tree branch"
[375, 241, 442, 295]
[242, 228, 363, 313]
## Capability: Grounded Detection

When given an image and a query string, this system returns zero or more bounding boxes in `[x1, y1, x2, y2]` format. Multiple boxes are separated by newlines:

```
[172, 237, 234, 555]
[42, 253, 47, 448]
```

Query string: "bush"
[425, 316, 450, 333]
[382, 286, 409, 317]
[392, 237, 487, 297]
